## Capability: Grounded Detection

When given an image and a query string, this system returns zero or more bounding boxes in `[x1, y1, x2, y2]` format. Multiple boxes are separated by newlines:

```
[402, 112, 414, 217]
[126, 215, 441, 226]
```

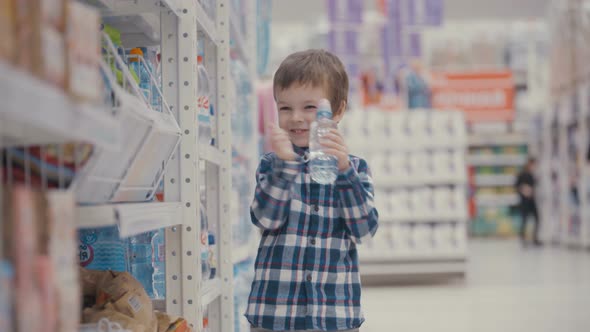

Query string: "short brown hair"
[273, 49, 349, 115]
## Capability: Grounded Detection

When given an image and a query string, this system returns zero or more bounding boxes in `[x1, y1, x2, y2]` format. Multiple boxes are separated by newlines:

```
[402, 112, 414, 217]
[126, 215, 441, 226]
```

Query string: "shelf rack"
[344, 110, 469, 277]
[1, 1, 236, 331]
[0, 62, 120, 150]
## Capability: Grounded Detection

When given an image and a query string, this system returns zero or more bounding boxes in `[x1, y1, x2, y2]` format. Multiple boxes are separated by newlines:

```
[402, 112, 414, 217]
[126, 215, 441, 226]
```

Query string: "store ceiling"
[272, 0, 552, 23]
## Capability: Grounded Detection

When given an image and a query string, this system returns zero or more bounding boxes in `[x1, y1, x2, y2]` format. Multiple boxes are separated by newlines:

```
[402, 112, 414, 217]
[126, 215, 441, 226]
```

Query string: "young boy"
[245, 49, 379, 332]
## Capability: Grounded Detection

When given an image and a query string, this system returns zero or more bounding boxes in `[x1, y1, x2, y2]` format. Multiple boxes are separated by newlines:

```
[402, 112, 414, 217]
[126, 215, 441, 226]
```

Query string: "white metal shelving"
[474, 174, 517, 187]
[475, 194, 520, 207]
[195, 1, 218, 44]
[77, 202, 182, 237]
[468, 133, 528, 146]
[467, 154, 528, 166]
[346, 110, 469, 277]
[1, 1, 237, 331]
[361, 261, 466, 277]
[0, 62, 120, 150]
[374, 176, 467, 189]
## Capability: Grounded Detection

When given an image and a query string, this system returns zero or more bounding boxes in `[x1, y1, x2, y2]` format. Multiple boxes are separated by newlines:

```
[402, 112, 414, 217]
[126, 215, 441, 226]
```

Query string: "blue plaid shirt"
[245, 147, 379, 331]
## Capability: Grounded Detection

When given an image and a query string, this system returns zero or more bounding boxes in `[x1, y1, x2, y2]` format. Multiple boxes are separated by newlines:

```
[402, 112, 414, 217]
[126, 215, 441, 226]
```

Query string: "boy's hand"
[321, 128, 350, 172]
[268, 123, 297, 161]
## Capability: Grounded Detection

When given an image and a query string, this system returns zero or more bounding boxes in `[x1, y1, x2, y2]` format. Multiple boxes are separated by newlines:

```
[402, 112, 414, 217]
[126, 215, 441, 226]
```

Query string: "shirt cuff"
[273, 158, 303, 180]
[335, 165, 358, 187]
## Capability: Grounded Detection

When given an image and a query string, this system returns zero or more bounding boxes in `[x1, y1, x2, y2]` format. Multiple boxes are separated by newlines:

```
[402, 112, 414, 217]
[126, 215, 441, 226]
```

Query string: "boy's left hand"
[320, 128, 350, 172]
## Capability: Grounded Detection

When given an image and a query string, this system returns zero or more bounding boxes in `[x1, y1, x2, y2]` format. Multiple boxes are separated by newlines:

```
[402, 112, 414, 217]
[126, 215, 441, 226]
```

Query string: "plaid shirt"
[245, 147, 379, 331]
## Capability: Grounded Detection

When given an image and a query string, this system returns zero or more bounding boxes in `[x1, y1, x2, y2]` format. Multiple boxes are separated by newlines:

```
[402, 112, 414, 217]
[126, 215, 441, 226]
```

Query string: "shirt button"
[313, 205, 319, 212]
[310, 238, 316, 246]
[306, 274, 312, 282]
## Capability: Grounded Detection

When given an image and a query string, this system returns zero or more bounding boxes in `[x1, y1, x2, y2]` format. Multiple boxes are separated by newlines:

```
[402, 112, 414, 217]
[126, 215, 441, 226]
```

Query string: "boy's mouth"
[290, 129, 308, 135]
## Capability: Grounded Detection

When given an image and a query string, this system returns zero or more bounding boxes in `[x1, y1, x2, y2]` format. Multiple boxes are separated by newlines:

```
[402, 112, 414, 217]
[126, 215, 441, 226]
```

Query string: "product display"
[341, 109, 468, 275]
[1, 186, 80, 332]
[468, 136, 529, 237]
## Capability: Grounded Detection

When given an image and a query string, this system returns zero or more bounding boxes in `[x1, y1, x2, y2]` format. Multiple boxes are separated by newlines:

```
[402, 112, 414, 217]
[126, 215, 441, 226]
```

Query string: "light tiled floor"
[361, 240, 590, 332]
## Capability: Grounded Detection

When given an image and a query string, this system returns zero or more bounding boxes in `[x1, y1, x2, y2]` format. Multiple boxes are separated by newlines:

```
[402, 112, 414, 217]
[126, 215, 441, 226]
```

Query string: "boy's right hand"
[268, 123, 297, 161]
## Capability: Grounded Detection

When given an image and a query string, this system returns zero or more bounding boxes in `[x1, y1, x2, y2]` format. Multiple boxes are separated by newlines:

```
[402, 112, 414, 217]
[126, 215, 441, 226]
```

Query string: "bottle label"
[79, 243, 95, 267]
[128, 295, 143, 313]
[198, 96, 211, 124]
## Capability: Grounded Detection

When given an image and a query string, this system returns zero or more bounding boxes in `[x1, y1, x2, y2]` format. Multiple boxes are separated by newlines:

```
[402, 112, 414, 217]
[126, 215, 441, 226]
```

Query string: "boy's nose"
[291, 109, 305, 122]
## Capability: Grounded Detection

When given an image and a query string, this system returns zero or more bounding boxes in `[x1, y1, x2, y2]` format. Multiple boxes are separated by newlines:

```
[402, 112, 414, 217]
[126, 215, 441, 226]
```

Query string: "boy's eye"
[304, 105, 317, 110]
[279, 106, 292, 112]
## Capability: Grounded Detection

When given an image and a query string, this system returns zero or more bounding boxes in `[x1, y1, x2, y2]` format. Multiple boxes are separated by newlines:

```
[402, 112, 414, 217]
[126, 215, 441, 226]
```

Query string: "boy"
[245, 49, 379, 332]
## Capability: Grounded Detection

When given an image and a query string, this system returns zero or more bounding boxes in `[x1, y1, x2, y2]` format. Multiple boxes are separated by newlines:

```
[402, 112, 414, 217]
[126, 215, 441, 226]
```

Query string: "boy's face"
[275, 83, 343, 148]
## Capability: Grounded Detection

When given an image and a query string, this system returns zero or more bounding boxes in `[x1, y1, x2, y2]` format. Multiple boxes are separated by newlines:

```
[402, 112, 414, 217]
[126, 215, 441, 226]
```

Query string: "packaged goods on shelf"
[0, 261, 14, 332]
[342, 110, 468, 274]
[75, 31, 181, 203]
[1, 185, 80, 332]
[0, 0, 16, 63]
[79, 226, 128, 272]
[66, 1, 102, 102]
[11, 0, 68, 88]
[80, 269, 160, 331]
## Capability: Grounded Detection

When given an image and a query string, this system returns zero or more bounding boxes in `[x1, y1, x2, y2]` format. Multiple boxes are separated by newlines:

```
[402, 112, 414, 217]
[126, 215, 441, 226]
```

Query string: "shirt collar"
[293, 145, 309, 157]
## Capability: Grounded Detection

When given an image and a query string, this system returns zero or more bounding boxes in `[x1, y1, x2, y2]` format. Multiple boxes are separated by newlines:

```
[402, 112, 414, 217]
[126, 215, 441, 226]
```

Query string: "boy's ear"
[333, 100, 347, 123]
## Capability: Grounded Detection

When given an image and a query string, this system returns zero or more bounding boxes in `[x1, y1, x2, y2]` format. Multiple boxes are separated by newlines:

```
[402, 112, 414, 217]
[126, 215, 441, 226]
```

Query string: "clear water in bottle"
[197, 56, 213, 145]
[151, 228, 166, 299]
[200, 202, 211, 279]
[309, 99, 338, 185]
[78, 226, 127, 272]
[128, 232, 155, 297]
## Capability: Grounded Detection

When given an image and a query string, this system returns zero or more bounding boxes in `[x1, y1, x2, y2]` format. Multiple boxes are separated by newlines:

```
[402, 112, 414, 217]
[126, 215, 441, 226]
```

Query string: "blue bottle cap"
[317, 99, 332, 119]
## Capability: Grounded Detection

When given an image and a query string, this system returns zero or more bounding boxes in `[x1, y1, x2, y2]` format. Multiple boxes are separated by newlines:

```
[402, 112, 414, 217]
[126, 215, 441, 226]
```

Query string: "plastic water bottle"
[128, 48, 152, 103]
[200, 202, 211, 279]
[128, 232, 155, 297]
[151, 228, 166, 299]
[197, 56, 213, 145]
[78, 226, 127, 272]
[208, 233, 217, 279]
[309, 99, 339, 184]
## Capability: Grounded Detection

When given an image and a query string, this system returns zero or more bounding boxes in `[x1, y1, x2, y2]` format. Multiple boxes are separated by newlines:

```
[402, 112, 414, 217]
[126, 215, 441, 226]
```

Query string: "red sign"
[430, 71, 515, 122]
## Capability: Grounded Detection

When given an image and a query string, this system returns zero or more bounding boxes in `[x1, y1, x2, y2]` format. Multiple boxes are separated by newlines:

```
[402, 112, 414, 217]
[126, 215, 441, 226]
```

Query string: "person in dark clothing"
[515, 157, 542, 246]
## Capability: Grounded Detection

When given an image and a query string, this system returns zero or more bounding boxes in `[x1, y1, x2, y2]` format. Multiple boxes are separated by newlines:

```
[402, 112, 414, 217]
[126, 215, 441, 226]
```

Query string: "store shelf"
[195, 1, 219, 44]
[199, 143, 225, 166]
[356, 142, 465, 154]
[467, 154, 528, 166]
[475, 194, 519, 207]
[83, 0, 184, 46]
[468, 133, 528, 146]
[77, 202, 182, 237]
[360, 260, 466, 276]
[374, 176, 467, 189]
[0, 63, 120, 149]
[380, 216, 468, 224]
[201, 277, 222, 306]
[229, 4, 248, 62]
[361, 254, 466, 264]
[474, 174, 516, 187]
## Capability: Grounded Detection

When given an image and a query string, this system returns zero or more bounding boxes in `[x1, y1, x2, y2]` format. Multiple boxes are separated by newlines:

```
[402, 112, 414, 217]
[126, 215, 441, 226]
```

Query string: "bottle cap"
[317, 98, 332, 119]
[129, 48, 143, 63]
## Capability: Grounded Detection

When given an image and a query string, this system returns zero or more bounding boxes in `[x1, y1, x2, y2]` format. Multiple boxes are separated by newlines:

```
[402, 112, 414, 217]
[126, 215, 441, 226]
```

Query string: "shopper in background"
[245, 49, 379, 332]
[515, 157, 541, 246]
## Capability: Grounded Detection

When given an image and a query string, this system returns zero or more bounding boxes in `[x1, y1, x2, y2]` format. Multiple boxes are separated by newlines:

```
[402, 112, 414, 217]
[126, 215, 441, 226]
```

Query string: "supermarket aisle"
[361, 240, 590, 332]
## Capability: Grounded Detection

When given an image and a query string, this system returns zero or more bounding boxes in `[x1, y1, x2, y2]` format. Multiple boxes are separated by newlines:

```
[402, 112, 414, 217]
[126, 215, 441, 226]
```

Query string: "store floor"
[361, 240, 590, 332]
